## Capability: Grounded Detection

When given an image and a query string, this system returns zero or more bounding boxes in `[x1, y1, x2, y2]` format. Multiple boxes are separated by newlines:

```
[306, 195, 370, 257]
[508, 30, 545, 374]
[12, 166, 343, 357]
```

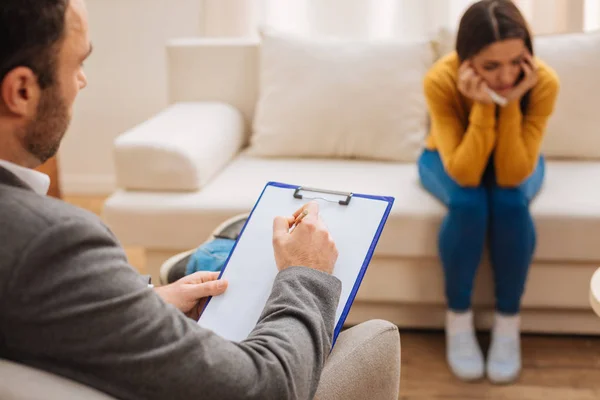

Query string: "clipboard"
[198, 181, 394, 345]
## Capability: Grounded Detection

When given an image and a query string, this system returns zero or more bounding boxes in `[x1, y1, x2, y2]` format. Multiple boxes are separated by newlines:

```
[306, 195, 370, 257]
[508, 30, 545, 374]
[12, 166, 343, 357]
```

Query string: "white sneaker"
[487, 313, 522, 384]
[446, 310, 484, 381]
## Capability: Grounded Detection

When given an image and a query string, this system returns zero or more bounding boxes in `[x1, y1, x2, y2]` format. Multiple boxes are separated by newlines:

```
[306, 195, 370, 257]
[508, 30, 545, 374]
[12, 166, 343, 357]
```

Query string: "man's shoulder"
[0, 185, 116, 305]
[0, 185, 109, 256]
[0, 184, 101, 227]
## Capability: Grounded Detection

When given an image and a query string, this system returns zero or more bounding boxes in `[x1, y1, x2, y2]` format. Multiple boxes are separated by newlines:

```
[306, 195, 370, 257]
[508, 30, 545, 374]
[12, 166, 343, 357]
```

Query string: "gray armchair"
[0, 320, 400, 400]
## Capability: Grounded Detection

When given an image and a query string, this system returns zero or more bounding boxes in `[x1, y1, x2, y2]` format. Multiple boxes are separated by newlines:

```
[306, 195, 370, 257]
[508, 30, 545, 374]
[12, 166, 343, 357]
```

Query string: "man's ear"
[0, 67, 41, 118]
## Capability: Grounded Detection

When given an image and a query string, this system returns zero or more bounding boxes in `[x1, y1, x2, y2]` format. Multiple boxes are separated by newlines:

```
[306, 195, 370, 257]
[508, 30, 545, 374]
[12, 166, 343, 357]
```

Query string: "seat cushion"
[104, 155, 600, 262]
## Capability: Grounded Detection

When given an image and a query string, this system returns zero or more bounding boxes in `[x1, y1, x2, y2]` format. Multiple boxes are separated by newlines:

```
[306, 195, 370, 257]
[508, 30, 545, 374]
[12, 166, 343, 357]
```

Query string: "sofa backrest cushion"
[248, 30, 435, 162]
[534, 30, 600, 160]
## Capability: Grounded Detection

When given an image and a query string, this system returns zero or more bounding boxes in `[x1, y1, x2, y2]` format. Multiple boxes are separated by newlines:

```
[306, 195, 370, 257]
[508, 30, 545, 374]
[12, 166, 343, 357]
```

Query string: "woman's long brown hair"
[456, 0, 534, 112]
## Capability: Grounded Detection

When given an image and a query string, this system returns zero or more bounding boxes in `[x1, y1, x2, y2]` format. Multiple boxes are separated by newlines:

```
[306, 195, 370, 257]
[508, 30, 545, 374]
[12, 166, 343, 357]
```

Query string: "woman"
[419, 0, 559, 383]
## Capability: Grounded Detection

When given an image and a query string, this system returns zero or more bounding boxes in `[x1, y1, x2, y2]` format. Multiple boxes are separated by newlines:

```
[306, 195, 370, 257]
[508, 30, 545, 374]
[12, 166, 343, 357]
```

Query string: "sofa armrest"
[315, 320, 401, 400]
[0, 360, 116, 400]
[167, 38, 259, 134]
[114, 102, 244, 191]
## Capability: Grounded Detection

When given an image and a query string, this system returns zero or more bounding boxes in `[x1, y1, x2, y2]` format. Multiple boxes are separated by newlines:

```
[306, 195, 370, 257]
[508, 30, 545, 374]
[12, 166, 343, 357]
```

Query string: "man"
[0, 1, 343, 399]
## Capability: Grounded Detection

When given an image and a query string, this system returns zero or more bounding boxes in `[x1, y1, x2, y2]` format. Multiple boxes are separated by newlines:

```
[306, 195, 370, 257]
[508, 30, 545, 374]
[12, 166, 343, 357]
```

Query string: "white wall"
[201, 0, 260, 37]
[59, 0, 202, 194]
[206, 0, 589, 40]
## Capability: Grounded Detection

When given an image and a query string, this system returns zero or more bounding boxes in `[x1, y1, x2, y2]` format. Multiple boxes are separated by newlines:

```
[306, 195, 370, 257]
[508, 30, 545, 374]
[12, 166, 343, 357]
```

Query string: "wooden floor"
[400, 331, 600, 399]
[66, 195, 600, 400]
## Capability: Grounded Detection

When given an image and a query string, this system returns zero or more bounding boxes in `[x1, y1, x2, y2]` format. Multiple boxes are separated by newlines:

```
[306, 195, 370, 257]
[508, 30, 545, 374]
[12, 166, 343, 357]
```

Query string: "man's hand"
[155, 272, 228, 320]
[504, 52, 538, 103]
[458, 61, 494, 105]
[272, 201, 339, 275]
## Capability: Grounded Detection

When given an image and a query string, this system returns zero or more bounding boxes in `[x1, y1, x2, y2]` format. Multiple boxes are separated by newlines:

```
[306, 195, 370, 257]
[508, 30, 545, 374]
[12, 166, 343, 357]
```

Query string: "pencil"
[290, 209, 309, 232]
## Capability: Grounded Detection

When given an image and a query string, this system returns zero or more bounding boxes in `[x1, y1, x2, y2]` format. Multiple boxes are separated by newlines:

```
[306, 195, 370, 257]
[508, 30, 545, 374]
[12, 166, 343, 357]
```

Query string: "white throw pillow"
[535, 30, 600, 160]
[248, 30, 435, 162]
[432, 27, 456, 60]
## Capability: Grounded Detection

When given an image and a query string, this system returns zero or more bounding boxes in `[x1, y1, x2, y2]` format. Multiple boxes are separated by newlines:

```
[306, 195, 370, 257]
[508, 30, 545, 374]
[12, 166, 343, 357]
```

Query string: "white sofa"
[104, 30, 600, 334]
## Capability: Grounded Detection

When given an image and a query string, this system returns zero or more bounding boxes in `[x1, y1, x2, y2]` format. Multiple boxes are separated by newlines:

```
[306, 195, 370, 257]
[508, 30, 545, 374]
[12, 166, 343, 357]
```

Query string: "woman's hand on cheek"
[458, 61, 495, 105]
[505, 52, 538, 103]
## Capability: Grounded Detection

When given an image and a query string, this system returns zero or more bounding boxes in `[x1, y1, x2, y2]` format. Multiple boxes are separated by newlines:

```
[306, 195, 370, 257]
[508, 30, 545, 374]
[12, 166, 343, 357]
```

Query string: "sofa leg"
[145, 249, 188, 286]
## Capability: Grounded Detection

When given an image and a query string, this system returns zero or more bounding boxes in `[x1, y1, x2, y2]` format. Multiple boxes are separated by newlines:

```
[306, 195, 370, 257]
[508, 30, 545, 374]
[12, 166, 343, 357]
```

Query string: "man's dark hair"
[0, 0, 69, 90]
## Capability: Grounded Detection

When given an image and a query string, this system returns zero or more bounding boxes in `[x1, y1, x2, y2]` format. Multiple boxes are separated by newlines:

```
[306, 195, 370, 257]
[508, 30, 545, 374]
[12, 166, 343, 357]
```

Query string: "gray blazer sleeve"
[1, 217, 342, 400]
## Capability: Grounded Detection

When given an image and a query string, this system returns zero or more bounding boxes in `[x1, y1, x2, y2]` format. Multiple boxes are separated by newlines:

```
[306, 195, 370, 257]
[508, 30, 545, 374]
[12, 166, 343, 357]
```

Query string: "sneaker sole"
[210, 213, 250, 240]
[159, 249, 196, 286]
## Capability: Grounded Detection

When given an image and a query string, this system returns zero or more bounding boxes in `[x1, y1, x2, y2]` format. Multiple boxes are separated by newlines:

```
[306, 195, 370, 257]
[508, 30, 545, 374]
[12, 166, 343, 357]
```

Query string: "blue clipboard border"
[200, 181, 395, 347]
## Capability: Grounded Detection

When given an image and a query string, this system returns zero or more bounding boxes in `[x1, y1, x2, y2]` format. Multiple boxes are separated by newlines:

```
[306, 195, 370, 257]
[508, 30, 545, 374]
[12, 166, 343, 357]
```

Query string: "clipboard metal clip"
[293, 186, 353, 206]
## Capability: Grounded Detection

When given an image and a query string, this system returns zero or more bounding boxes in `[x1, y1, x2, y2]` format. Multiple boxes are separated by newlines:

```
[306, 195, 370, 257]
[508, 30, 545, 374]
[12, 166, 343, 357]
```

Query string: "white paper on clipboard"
[198, 182, 394, 343]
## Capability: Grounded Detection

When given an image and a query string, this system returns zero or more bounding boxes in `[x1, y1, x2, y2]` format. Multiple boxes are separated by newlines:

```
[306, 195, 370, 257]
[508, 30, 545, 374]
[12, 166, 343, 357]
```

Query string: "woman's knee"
[447, 186, 488, 221]
[490, 187, 529, 215]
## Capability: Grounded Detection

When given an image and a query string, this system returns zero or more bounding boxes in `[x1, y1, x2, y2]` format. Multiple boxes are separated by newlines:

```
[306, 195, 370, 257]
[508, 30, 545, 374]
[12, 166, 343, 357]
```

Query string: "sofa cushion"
[534, 30, 600, 160]
[104, 155, 600, 262]
[248, 30, 434, 162]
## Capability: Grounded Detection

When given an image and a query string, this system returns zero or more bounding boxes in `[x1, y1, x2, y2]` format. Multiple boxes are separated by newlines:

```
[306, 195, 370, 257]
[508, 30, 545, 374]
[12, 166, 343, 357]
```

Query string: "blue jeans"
[185, 238, 236, 276]
[418, 150, 545, 315]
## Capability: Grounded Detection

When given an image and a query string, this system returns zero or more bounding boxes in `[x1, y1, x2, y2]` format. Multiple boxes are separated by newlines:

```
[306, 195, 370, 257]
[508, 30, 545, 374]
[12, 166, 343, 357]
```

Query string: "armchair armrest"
[315, 320, 401, 400]
[114, 102, 244, 192]
[0, 360, 116, 400]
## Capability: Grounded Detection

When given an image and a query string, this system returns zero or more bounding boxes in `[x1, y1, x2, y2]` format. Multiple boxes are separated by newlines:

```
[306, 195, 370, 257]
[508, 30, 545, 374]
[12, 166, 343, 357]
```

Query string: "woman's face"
[471, 38, 527, 96]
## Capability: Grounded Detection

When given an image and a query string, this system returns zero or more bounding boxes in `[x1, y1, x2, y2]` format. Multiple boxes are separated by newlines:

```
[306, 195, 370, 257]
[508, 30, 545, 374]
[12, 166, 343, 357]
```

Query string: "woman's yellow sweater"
[423, 52, 560, 187]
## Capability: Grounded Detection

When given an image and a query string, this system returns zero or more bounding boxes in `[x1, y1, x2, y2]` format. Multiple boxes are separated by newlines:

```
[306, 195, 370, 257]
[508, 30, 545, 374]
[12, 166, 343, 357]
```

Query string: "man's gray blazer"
[0, 167, 342, 400]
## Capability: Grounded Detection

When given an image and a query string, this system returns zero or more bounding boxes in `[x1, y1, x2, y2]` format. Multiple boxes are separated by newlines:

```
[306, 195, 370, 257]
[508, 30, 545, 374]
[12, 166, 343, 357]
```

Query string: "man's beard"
[22, 86, 71, 164]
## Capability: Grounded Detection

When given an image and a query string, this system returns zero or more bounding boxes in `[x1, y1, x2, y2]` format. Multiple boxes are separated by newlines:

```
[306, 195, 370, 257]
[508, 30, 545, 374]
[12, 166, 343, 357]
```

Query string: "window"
[200, 0, 597, 38]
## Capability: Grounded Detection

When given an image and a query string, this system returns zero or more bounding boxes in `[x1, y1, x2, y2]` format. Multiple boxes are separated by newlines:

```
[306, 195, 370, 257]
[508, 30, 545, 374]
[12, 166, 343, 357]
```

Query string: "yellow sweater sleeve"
[494, 69, 560, 187]
[424, 73, 497, 187]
